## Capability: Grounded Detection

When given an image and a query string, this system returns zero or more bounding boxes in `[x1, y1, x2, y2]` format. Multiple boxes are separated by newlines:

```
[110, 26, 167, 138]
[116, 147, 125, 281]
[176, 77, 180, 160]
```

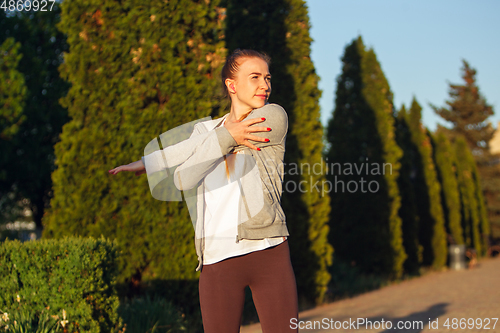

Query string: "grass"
[117, 295, 202, 333]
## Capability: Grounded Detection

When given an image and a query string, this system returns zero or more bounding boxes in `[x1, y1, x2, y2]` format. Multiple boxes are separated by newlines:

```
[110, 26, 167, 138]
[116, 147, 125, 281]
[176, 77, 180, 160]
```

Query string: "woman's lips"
[255, 95, 267, 99]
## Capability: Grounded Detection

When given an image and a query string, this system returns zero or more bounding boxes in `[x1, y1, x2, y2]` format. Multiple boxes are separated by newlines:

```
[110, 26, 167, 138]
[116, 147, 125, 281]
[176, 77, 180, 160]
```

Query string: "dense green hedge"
[0, 237, 120, 333]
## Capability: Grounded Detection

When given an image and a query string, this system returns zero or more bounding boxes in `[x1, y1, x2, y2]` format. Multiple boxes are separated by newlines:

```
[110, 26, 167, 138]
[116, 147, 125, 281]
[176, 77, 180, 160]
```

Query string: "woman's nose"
[260, 78, 270, 91]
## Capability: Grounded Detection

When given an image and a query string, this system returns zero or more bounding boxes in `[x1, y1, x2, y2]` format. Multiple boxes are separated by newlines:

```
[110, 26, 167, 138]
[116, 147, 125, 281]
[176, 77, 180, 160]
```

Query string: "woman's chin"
[252, 101, 267, 109]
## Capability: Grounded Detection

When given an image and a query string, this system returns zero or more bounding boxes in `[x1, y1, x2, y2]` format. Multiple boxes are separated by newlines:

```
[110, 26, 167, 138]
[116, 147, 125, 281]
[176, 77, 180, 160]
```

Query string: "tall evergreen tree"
[431, 132, 464, 245]
[326, 36, 406, 279]
[454, 137, 483, 254]
[0, 37, 26, 141]
[0, 8, 69, 229]
[395, 105, 422, 274]
[406, 98, 447, 269]
[471, 159, 491, 256]
[431, 61, 494, 159]
[471, 159, 490, 256]
[42, 0, 226, 309]
[0, 36, 27, 230]
[432, 60, 496, 242]
[223, 0, 332, 304]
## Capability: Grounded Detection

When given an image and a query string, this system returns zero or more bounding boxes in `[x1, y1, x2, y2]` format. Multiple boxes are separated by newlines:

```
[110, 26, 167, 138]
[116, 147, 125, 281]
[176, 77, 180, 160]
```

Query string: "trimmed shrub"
[0, 237, 120, 333]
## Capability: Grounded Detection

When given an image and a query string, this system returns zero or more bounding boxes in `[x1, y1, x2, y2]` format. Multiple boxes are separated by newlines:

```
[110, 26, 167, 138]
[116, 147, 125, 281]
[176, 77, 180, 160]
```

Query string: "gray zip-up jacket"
[142, 103, 289, 271]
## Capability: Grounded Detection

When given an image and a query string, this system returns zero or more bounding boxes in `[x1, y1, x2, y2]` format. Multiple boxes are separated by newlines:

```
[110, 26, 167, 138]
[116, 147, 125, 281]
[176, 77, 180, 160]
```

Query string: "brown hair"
[221, 49, 271, 101]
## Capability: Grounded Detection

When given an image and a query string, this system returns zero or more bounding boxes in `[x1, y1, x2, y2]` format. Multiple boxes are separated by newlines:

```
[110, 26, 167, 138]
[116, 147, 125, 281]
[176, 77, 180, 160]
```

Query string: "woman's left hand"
[224, 115, 270, 151]
[108, 160, 146, 176]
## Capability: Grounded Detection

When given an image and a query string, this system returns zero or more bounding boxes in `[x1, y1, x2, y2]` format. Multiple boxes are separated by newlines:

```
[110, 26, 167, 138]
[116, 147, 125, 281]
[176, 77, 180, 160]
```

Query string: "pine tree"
[395, 105, 422, 274]
[42, 0, 226, 310]
[326, 36, 406, 279]
[223, 0, 332, 304]
[431, 132, 464, 245]
[432, 60, 495, 243]
[406, 98, 447, 269]
[432, 61, 494, 160]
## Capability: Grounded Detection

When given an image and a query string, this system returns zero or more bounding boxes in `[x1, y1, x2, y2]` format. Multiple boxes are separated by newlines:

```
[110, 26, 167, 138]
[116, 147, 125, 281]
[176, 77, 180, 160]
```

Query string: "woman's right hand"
[224, 116, 270, 151]
[108, 159, 146, 176]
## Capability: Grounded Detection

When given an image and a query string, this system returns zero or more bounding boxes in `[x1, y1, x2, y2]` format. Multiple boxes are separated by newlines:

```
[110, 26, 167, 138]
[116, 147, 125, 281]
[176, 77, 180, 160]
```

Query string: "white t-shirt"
[202, 119, 284, 265]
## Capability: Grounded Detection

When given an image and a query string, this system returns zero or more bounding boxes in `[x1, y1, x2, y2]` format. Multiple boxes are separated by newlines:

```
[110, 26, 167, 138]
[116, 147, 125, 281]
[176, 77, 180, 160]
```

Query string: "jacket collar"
[201, 113, 230, 131]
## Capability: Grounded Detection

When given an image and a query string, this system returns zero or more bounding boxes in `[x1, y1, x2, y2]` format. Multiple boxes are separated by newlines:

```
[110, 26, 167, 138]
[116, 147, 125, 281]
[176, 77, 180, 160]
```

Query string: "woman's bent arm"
[173, 126, 238, 190]
[232, 104, 288, 152]
[173, 104, 287, 190]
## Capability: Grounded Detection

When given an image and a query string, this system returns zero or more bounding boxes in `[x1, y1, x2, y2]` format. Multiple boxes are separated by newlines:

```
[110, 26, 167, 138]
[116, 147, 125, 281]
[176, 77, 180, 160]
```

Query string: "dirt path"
[240, 257, 500, 333]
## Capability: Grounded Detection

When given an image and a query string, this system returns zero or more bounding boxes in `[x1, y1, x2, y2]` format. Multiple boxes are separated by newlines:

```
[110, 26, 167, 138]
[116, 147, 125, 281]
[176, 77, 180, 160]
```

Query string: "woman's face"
[228, 57, 272, 110]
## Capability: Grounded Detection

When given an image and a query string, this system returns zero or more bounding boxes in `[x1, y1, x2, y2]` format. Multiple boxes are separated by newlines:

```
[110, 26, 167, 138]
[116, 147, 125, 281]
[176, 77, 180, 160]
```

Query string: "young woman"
[109, 49, 298, 332]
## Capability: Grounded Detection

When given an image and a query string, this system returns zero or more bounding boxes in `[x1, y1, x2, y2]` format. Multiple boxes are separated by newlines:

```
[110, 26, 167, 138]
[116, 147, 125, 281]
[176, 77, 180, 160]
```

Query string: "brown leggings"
[199, 240, 298, 333]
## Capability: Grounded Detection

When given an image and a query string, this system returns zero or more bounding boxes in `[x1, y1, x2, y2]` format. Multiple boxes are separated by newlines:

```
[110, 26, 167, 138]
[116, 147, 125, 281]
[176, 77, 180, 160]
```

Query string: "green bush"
[0, 237, 120, 333]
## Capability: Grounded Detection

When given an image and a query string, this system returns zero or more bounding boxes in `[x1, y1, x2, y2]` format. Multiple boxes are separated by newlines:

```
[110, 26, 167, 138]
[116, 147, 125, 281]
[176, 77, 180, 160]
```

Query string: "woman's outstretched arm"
[108, 116, 269, 177]
[108, 159, 146, 176]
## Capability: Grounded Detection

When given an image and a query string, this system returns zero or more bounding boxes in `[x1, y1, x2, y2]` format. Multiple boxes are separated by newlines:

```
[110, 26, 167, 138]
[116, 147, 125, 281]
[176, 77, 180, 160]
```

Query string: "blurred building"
[489, 121, 500, 156]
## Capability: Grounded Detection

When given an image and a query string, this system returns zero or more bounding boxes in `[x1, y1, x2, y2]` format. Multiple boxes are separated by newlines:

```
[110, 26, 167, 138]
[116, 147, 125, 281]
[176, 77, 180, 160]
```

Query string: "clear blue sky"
[305, 0, 500, 131]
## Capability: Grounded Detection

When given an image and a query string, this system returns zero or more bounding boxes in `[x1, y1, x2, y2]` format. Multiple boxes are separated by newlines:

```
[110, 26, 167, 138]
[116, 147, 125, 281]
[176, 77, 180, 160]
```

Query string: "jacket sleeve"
[142, 124, 212, 175]
[232, 103, 288, 153]
[173, 125, 238, 191]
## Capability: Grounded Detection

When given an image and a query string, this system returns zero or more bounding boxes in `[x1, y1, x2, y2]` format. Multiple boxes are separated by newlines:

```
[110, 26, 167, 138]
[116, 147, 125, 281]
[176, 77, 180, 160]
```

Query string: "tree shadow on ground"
[368, 302, 448, 333]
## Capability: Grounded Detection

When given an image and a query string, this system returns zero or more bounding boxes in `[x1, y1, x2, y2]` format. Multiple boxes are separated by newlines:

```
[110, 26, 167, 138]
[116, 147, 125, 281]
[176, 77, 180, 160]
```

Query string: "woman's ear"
[225, 78, 236, 94]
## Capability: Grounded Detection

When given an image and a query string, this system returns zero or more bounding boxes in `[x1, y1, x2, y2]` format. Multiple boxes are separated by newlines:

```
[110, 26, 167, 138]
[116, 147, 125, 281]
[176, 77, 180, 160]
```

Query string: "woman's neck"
[229, 102, 253, 122]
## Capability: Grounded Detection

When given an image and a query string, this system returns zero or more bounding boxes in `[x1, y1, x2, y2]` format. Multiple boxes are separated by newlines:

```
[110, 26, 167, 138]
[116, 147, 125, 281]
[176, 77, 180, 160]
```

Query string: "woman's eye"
[252, 76, 258, 79]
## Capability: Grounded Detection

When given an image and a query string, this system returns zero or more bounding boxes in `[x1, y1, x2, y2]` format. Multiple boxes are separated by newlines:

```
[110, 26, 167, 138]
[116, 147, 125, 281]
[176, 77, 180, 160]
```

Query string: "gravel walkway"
[240, 256, 500, 333]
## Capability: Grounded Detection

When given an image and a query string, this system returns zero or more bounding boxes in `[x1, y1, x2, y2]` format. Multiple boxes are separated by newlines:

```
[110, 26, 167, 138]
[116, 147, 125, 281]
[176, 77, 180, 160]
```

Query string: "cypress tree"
[431, 132, 464, 245]
[0, 37, 26, 141]
[454, 137, 482, 254]
[42, 0, 226, 309]
[326, 36, 406, 279]
[223, 0, 332, 304]
[406, 98, 447, 269]
[0, 36, 27, 229]
[0, 8, 69, 230]
[395, 105, 422, 274]
[432, 60, 495, 243]
[471, 162, 490, 256]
